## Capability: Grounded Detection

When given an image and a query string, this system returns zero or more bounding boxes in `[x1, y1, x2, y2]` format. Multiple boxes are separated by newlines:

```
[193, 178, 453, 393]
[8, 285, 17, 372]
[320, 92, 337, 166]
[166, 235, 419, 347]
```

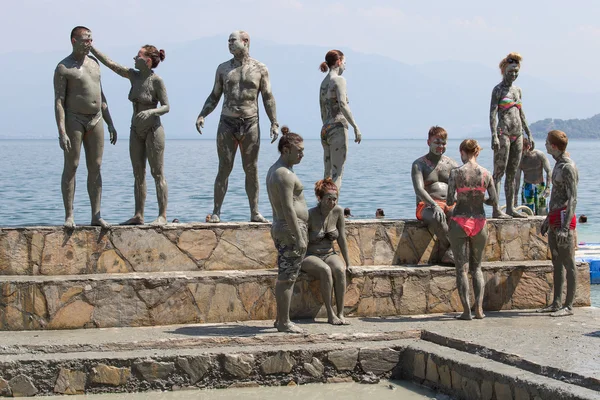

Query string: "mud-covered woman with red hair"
[301, 178, 350, 325]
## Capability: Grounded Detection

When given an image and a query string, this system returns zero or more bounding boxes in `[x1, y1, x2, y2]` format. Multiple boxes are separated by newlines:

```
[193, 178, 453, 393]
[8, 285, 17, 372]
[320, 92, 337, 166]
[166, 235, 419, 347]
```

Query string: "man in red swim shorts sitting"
[411, 126, 458, 263]
[539, 130, 579, 317]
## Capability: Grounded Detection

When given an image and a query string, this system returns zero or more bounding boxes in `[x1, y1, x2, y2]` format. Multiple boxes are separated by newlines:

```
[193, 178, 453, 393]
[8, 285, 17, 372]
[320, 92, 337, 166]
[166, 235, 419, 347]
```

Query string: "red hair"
[314, 178, 338, 199]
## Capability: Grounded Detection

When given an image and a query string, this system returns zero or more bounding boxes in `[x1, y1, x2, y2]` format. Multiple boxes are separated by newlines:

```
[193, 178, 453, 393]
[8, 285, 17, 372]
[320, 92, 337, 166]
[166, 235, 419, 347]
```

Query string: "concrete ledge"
[0, 339, 596, 398]
[0, 219, 550, 276]
[0, 262, 589, 331]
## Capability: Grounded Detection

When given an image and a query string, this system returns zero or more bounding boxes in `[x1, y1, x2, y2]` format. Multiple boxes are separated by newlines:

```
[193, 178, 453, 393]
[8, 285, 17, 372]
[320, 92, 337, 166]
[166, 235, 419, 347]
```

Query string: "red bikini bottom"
[451, 217, 487, 237]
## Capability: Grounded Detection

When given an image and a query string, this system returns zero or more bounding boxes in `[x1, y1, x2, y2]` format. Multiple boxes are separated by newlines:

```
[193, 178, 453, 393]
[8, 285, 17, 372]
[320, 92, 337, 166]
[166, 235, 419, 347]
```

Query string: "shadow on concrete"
[168, 324, 275, 337]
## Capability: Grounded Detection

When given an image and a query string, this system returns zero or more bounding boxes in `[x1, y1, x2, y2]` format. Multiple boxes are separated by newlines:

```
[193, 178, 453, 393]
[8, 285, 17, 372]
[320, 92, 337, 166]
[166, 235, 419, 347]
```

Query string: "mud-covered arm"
[542, 153, 552, 188]
[151, 77, 170, 117]
[489, 87, 500, 136]
[198, 68, 223, 119]
[90, 47, 129, 78]
[53, 65, 68, 138]
[411, 161, 439, 207]
[485, 172, 499, 208]
[260, 66, 278, 127]
[561, 165, 578, 231]
[336, 207, 350, 267]
[334, 77, 359, 131]
[446, 169, 457, 207]
[518, 88, 532, 140]
[100, 84, 117, 145]
[277, 171, 306, 249]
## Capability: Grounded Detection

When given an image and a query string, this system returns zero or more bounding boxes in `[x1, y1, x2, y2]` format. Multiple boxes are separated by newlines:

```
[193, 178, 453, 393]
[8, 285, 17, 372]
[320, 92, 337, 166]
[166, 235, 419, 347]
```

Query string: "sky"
[3, 0, 600, 92]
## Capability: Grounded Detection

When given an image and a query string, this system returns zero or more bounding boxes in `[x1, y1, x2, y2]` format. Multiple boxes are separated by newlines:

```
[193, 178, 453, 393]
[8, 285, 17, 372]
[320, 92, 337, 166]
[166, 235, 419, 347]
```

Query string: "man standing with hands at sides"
[195, 30, 279, 223]
[515, 137, 551, 215]
[54, 26, 117, 229]
[539, 130, 579, 317]
[267, 127, 308, 333]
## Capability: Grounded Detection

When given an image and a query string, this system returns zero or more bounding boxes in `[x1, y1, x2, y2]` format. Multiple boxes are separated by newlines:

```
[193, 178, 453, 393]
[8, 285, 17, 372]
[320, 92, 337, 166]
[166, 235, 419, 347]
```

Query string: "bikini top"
[456, 172, 487, 194]
[498, 97, 522, 110]
[128, 70, 158, 106]
[309, 228, 339, 244]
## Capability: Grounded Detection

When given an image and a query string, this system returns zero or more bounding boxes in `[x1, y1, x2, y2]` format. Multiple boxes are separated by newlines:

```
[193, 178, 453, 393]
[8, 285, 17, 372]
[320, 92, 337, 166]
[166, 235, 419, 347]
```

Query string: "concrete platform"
[0, 308, 598, 398]
[0, 261, 590, 330]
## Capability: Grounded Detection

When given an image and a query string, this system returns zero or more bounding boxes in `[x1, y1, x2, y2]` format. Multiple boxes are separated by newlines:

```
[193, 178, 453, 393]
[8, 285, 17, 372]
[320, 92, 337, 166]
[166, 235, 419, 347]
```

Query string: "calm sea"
[1, 138, 599, 242]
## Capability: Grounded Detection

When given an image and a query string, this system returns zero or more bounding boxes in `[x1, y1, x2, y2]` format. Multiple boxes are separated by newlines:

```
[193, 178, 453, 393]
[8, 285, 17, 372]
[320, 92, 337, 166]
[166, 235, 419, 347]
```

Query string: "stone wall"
[0, 262, 589, 331]
[0, 219, 550, 275]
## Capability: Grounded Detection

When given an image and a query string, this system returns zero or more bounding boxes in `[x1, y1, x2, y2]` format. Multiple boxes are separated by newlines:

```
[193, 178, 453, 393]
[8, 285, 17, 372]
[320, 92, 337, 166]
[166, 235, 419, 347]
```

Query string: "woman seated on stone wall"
[301, 178, 350, 325]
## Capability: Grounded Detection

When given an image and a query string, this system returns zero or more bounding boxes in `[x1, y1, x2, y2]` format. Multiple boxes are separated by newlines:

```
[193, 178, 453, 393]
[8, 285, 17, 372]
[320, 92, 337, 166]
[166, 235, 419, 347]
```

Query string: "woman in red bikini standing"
[489, 52, 533, 219]
[447, 139, 498, 320]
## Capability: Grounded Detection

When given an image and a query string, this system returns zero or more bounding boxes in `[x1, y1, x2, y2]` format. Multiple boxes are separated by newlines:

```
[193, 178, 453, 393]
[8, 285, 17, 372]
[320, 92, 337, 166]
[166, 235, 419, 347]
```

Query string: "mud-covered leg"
[505, 136, 526, 218]
[148, 127, 168, 225]
[84, 120, 109, 228]
[551, 229, 576, 317]
[327, 126, 348, 191]
[492, 135, 511, 219]
[211, 122, 238, 223]
[240, 120, 267, 223]
[61, 117, 84, 229]
[449, 222, 472, 320]
[470, 225, 488, 319]
[301, 256, 340, 325]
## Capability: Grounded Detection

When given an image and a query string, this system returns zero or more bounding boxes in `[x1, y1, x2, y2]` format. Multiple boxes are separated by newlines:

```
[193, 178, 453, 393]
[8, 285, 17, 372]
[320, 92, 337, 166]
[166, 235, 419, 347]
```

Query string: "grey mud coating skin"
[515, 141, 552, 215]
[196, 31, 279, 223]
[319, 56, 361, 191]
[489, 56, 533, 219]
[302, 191, 351, 325]
[411, 135, 458, 263]
[266, 139, 308, 333]
[447, 149, 498, 320]
[54, 28, 117, 229]
[539, 135, 579, 317]
[90, 45, 170, 225]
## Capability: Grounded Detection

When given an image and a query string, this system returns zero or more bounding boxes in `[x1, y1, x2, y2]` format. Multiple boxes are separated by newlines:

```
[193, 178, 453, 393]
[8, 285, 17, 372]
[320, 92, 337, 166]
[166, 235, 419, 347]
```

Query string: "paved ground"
[2, 307, 598, 386]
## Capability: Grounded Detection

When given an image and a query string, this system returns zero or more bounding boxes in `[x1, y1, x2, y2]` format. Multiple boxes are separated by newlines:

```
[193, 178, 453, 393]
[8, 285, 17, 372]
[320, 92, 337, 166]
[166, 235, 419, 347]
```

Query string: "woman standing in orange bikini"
[489, 52, 533, 218]
[447, 140, 498, 320]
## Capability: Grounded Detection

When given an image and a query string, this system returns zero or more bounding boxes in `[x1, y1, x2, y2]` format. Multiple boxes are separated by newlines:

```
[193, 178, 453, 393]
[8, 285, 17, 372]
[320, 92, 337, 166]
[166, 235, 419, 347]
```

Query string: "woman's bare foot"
[550, 307, 574, 317]
[150, 216, 167, 226]
[91, 217, 111, 229]
[276, 321, 305, 333]
[64, 216, 76, 229]
[456, 312, 472, 321]
[508, 209, 527, 218]
[208, 214, 221, 223]
[251, 213, 269, 223]
[536, 304, 560, 313]
[336, 314, 350, 325]
[474, 308, 485, 319]
[121, 216, 144, 225]
[492, 209, 511, 219]
[328, 316, 344, 325]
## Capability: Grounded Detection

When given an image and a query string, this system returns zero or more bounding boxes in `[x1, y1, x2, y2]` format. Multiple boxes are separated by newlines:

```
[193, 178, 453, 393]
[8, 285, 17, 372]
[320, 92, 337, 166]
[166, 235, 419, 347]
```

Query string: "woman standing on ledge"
[91, 44, 169, 225]
[447, 140, 498, 320]
[301, 178, 350, 325]
[319, 50, 362, 191]
[489, 52, 533, 219]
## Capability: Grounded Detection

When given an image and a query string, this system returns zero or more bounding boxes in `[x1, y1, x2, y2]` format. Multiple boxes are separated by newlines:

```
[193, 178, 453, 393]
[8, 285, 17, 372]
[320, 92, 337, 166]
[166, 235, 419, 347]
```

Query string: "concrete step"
[0, 219, 550, 275]
[0, 311, 598, 398]
[0, 261, 590, 331]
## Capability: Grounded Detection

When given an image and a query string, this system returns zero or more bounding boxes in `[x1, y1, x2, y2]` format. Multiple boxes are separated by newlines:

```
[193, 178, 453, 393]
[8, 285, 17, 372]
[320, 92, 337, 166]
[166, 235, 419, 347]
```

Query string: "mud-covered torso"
[306, 206, 341, 255]
[320, 77, 348, 126]
[520, 149, 547, 184]
[220, 58, 264, 118]
[414, 155, 456, 204]
[267, 165, 309, 234]
[59, 55, 103, 114]
[451, 163, 491, 219]
[549, 156, 578, 211]
[494, 83, 523, 135]
[128, 70, 160, 129]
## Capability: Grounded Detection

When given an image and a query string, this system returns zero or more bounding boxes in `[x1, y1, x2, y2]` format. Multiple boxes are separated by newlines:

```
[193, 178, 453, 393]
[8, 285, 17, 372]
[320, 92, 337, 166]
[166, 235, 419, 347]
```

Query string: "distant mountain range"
[530, 114, 600, 139]
[2, 36, 600, 139]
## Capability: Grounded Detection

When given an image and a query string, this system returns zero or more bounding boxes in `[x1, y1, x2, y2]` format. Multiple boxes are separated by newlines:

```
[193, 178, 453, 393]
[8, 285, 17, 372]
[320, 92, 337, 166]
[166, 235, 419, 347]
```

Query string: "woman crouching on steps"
[301, 178, 350, 325]
[447, 140, 498, 320]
